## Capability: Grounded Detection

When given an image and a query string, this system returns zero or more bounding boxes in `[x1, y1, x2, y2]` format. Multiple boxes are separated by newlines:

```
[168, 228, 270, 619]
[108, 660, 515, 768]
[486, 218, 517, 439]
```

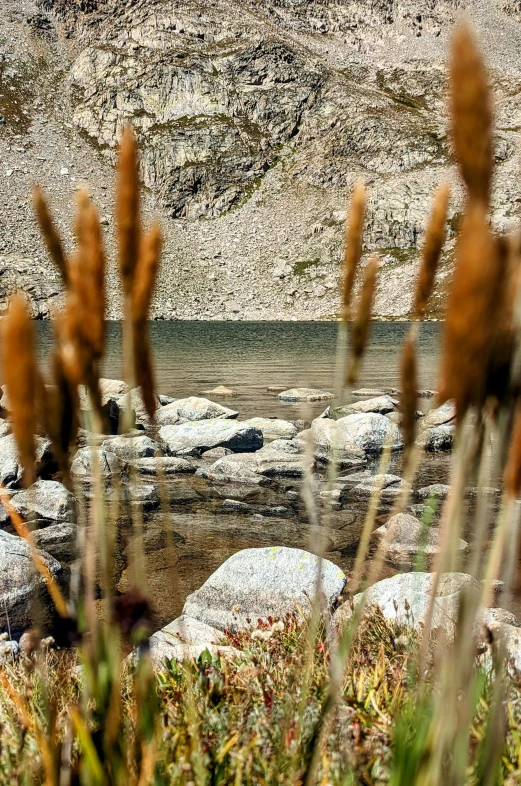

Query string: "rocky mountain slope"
[1, 0, 521, 319]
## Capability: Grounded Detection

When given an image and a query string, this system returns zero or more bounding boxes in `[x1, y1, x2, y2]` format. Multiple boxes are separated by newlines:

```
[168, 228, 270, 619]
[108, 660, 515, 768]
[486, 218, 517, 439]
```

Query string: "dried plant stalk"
[413, 182, 450, 320]
[1, 295, 37, 487]
[437, 203, 504, 421]
[132, 223, 162, 418]
[450, 23, 493, 205]
[341, 180, 366, 320]
[75, 189, 106, 361]
[32, 186, 68, 286]
[400, 335, 418, 465]
[117, 126, 141, 295]
[505, 401, 521, 499]
[347, 254, 379, 385]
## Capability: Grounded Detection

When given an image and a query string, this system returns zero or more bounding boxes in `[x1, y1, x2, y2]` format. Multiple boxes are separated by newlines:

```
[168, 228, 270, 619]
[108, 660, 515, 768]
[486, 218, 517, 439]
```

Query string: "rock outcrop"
[3, 0, 521, 318]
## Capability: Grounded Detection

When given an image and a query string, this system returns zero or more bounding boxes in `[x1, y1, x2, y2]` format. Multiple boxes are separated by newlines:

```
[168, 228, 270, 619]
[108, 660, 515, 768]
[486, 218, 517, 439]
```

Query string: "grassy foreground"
[0, 611, 520, 785]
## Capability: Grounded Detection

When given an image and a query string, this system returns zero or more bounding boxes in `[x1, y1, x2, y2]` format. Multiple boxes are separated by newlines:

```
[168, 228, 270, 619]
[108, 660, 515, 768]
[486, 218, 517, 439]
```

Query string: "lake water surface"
[32, 321, 452, 631]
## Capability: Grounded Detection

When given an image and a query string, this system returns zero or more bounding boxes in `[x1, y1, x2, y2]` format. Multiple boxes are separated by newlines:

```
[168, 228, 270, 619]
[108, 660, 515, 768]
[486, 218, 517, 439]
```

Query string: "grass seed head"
[437, 202, 504, 421]
[342, 180, 366, 320]
[1, 294, 37, 487]
[117, 126, 141, 296]
[347, 254, 379, 385]
[32, 186, 68, 286]
[450, 22, 493, 205]
[414, 182, 450, 320]
[400, 335, 418, 467]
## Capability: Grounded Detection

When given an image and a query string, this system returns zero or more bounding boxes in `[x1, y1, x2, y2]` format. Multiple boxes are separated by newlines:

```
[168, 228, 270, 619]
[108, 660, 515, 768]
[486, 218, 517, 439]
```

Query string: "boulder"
[0, 530, 63, 634]
[322, 395, 397, 418]
[4, 480, 77, 526]
[183, 546, 346, 632]
[71, 447, 124, 481]
[156, 396, 238, 425]
[78, 382, 125, 434]
[196, 454, 265, 485]
[416, 484, 451, 501]
[351, 474, 409, 500]
[0, 435, 55, 489]
[198, 441, 308, 484]
[374, 513, 467, 566]
[203, 386, 238, 398]
[116, 387, 161, 428]
[158, 394, 175, 406]
[304, 420, 366, 467]
[159, 419, 263, 457]
[102, 435, 157, 460]
[243, 417, 298, 441]
[201, 447, 233, 459]
[335, 572, 476, 640]
[310, 412, 402, 461]
[420, 424, 455, 452]
[278, 388, 334, 402]
[133, 457, 195, 476]
[422, 401, 456, 428]
[149, 615, 240, 666]
[32, 523, 78, 562]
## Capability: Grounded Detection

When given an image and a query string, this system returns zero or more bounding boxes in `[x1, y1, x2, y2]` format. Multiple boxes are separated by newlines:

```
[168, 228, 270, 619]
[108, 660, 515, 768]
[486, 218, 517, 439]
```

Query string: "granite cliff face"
[1, 0, 521, 319]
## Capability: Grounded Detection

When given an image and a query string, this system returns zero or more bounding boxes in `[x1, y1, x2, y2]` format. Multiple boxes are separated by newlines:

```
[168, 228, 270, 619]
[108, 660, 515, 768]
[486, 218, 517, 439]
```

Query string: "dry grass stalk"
[400, 335, 418, 467]
[132, 223, 162, 418]
[437, 202, 504, 421]
[504, 401, 521, 499]
[1, 294, 37, 487]
[117, 126, 141, 296]
[347, 254, 379, 385]
[450, 23, 493, 205]
[32, 186, 68, 286]
[341, 179, 366, 320]
[413, 182, 450, 320]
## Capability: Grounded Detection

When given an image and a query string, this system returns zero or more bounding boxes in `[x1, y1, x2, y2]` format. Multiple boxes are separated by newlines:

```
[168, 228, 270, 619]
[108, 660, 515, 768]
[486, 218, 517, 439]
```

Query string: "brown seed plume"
[437, 203, 504, 421]
[132, 223, 162, 419]
[1, 295, 37, 486]
[505, 402, 521, 499]
[117, 126, 141, 296]
[450, 23, 493, 205]
[347, 254, 379, 385]
[413, 182, 450, 320]
[32, 186, 68, 286]
[400, 335, 418, 467]
[342, 179, 366, 320]
[75, 189, 106, 361]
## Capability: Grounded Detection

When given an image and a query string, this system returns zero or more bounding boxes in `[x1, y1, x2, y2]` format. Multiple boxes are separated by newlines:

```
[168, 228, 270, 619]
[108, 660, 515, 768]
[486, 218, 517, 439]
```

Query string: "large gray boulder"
[278, 388, 334, 402]
[334, 413, 403, 453]
[71, 447, 124, 481]
[159, 419, 263, 457]
[197, 440, 308, 484]
[304, 420, 366, 467]
[422, 401, 456, 428]
[116, 387, 161, 428]
[351, 474, 409, 501]
[0, 435, 55, 489]
[32, 523, 78, 563]
[244, 417, 298, 441]
[336, 572, 476, 640]
[0, 530, 63, 634]
[156, 396, 238, 425]
[374, 513, 467, 566]
[4, 480, 77, 527]
[183, 546, 346, 632]
[418, 401, 456, 452]
[149, 615, 240, 666]
[102, 435, 157, 461]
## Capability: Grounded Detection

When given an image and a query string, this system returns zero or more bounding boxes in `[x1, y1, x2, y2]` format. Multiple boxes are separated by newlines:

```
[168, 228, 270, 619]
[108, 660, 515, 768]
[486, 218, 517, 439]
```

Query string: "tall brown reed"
[341, 179, 366, 320]
[450, 22, 493, 205]
[437, 202, 504, 421]
[117, 127, 141, 297]
[346, 253, 378, 385]
[1, 295, 38, 487]
[413, 182, 450, 320]
[399, 335, 418, 468]
[32, 186, 69, 286]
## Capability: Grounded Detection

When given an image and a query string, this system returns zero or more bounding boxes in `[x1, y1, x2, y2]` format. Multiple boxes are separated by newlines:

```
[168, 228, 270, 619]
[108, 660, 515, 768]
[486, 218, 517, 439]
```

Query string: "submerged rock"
[159, 419, 263, 457]
[351, 474, 409, 500]
[203, 386, 238, 398]
[133, 457, 195, 476]
[278, 388, 334, 402]
[183, 546, 346, 632]
[149, 615, 240, 666]
[374, 513, 467, 566]
[156, 396, 239, 425]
